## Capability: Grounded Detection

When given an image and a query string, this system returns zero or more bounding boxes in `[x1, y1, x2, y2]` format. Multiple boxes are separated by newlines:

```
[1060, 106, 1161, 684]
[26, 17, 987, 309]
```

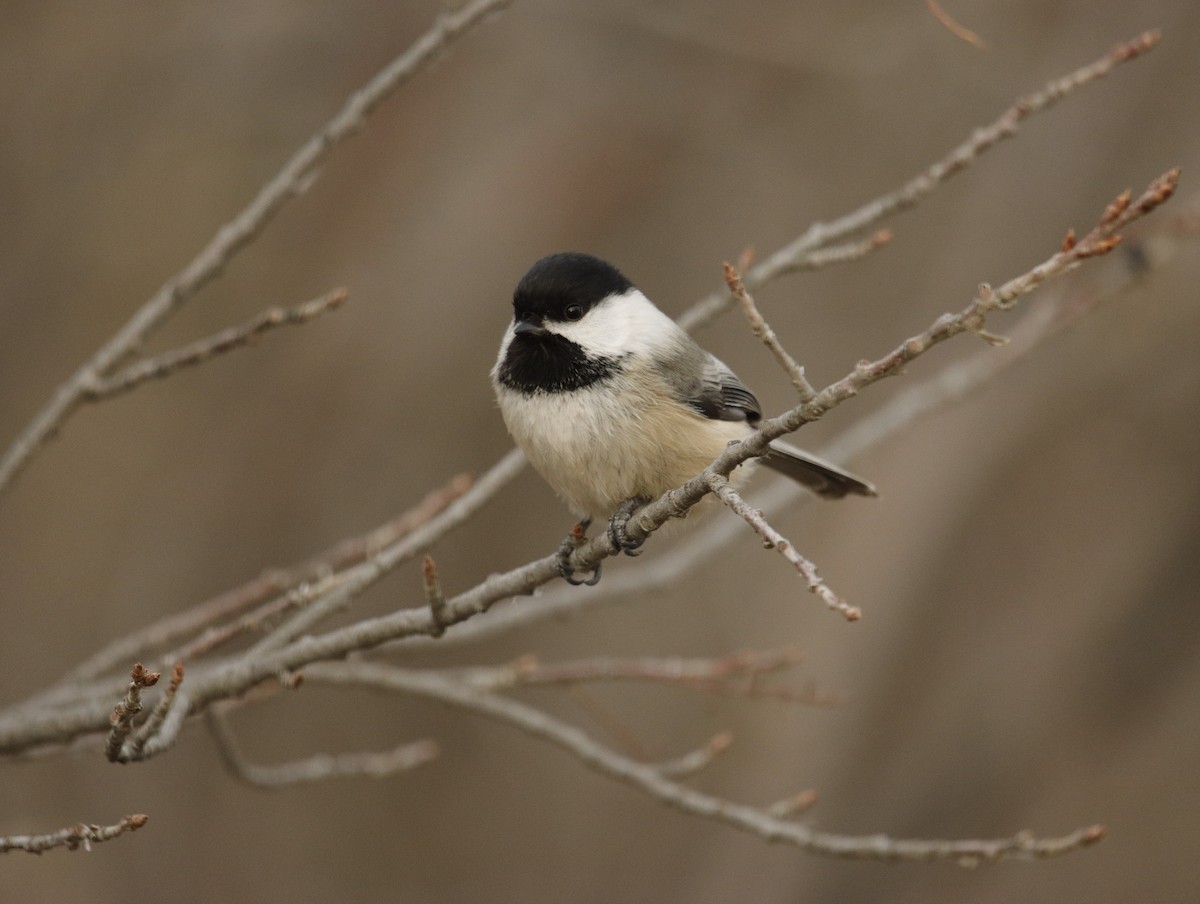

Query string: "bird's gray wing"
[660, 342, 761, 423]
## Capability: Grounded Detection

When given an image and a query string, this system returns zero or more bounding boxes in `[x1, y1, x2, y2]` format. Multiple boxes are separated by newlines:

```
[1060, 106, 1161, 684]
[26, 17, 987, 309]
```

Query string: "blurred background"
[2, 1, 1198, 901]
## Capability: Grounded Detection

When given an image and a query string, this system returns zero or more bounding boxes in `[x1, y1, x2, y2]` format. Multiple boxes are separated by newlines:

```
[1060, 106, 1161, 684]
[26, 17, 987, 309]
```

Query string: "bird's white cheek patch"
[549, 290, 677, 361]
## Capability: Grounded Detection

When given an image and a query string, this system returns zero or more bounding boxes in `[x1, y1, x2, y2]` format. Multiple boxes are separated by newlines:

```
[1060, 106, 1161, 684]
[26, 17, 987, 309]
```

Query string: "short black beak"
[513, 317, 548, 337]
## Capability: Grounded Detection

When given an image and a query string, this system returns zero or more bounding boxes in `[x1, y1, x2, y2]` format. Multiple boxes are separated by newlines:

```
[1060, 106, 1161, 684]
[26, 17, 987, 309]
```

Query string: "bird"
[491, 252, 874, 584]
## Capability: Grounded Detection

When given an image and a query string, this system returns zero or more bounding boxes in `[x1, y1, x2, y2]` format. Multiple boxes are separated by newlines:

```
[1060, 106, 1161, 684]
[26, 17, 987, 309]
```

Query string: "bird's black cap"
[512, 252, 634, 322]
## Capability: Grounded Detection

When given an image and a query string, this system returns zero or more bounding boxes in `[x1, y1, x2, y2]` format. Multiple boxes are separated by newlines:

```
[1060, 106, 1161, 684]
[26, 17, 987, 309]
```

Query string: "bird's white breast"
[495, 361, 749, 518]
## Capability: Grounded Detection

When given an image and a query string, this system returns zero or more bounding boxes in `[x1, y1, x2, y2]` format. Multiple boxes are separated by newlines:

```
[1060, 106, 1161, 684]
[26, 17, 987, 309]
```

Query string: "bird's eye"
[563, 304, 584, 321]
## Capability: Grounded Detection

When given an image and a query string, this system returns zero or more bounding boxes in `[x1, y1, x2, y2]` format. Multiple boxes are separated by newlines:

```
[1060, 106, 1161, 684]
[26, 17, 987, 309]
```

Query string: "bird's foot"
[608, 496, 651, 556]
[555, 518, 601, 586]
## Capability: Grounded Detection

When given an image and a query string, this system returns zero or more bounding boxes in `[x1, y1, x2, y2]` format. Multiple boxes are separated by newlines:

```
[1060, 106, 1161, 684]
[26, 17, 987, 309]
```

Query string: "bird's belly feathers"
[497, 372, 750, 518]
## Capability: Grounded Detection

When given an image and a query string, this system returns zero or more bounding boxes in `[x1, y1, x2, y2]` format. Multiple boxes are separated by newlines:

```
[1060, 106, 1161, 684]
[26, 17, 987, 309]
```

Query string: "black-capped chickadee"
[492, 252, 875, 584]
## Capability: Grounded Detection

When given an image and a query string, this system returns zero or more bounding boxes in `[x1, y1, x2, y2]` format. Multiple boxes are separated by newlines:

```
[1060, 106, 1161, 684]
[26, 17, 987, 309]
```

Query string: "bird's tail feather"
[760, 441, 877, 499]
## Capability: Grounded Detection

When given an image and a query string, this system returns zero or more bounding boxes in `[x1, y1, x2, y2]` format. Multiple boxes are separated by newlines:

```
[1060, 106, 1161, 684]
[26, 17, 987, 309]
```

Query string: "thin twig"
[163, 472, 476, 666]
[304, 661, 1105, 864]
[724, 262, 815, 400]
[468, 648, 804, 689]
[83, 289, 348, 400]
[119, 688, 191, 761]
[169, 577, 342, 663]
[0, 814, 149, 854]
[206, 708, 437, 787]
[14, 473, 478, 721]
[926, 0, 989, 50]
[0, 0, 514, 498]
[654, 731, 734, 778]
[452, 649, 835, 706]
[104, 663, 159, 762]
[125, 661, 185, 759]
[798, 228, 894, 270]
[423, 555, 449, 637]
[767, 789, 820, 818]
[707, 473, 860, 621]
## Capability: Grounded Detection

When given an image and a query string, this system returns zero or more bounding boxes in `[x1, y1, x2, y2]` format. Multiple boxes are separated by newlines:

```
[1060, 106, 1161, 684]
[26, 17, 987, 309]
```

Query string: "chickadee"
[492, 252, 874, 584]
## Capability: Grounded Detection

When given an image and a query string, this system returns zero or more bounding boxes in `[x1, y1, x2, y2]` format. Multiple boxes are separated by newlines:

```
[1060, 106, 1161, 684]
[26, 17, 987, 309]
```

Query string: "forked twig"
[0, 814, 149, 854]
[83, 289, 348, 400]
[104, 663, 160, 762]
[707, 473, 860, 621]
[206, 708, 437, 787]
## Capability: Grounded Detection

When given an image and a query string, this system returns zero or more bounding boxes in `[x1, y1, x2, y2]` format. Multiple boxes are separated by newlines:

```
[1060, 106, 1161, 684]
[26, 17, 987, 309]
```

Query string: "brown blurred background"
[2, 1, 1199, 901]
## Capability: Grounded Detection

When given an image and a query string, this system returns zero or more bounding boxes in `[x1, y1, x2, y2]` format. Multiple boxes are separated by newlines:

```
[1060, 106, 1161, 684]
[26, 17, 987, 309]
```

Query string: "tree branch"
[206, 708, 437, 788]
[20, 470, 476, 716]
[707, 472, 859, 620]
[0, 814, 149, 854]
[0, 27, 1180, 872]
[563, 170, 1180, 604]
[724, 262, 816, 400]
[303, 661, 1104, 864]
[446, 648, 834, 705]
[82, 289, 348, 401]
[1, 173, 1175, 762]
[678, 29, 1161, 333]
[0, 0, 514, 498]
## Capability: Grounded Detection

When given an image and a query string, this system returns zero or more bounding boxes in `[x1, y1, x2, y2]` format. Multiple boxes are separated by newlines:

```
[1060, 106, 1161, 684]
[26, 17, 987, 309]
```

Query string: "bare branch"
[37, 470, 476, 698]
[707, 473, 859, 620]
[602, 170, 1181, 570]
[0, 0, 514, 498]
[0, 452, 529, 757]
[164, 472, 477, 666]
[206, 708, 437, 788]
[724, 262, 815, 400]
[678, 30, 1162, 332]
[449, 648, 833, 705]
[304, 661, 1105, 864]
[0, 814, 149, 854]
[83, 289, 348, 401]
[799, 228, 894, 270]
[243, 448, 524, 657]
[118, 688, 192, 762]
